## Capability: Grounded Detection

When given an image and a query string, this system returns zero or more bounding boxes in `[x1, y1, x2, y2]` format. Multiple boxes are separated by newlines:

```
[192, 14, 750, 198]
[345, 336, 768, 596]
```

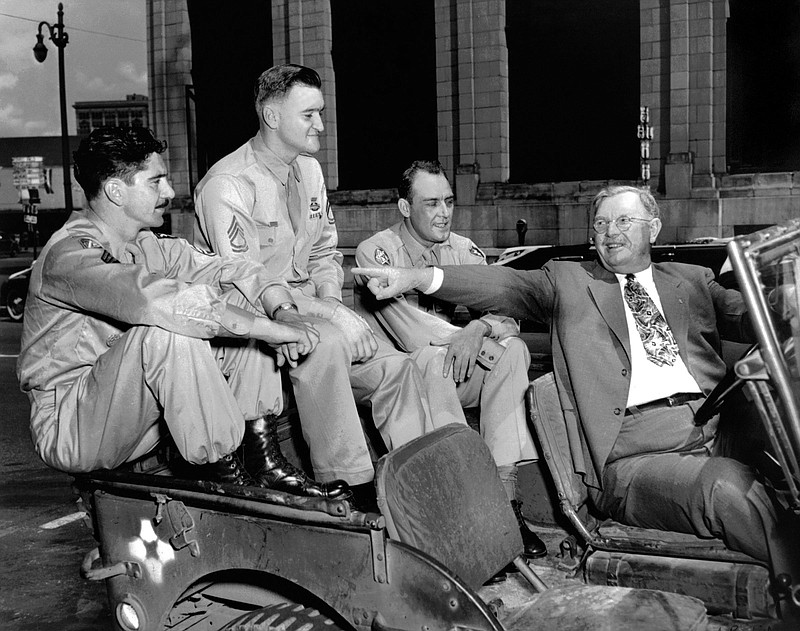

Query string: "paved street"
[0, 311, 110, 630]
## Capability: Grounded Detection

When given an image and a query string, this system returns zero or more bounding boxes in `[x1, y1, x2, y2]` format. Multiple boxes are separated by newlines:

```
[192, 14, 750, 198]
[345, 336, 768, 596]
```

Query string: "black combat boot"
[512, 500, 547, 558]
[241, 415, 350, 499]
[202, 452, 256, 486]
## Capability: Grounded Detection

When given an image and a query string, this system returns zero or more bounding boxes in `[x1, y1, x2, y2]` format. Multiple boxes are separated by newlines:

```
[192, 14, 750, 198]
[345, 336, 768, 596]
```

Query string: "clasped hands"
[254, 309, 319, 368]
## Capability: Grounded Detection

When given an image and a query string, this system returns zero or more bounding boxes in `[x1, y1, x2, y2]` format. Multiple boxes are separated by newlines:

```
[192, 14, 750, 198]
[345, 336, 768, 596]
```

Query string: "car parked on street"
[0, 232, 21, 258]
[493, 240, 732, 281]
[2, 261, 34, 321]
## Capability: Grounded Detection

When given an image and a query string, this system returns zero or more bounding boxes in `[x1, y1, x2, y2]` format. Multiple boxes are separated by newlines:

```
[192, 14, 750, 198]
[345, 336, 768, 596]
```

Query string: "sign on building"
[12, 156, 46, 188]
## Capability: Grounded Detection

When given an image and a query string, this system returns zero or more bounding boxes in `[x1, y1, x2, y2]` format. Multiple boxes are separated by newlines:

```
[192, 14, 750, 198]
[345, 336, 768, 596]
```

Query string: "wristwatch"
[271, 302, 299, 318]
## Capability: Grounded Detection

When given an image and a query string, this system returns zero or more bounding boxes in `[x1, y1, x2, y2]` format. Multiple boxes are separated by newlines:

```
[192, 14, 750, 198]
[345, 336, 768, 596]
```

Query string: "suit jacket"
[434, 260, 753, 489]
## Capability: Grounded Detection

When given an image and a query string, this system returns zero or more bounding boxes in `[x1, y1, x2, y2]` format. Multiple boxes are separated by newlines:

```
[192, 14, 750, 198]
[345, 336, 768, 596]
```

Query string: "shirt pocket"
[257, 222, 279, 248]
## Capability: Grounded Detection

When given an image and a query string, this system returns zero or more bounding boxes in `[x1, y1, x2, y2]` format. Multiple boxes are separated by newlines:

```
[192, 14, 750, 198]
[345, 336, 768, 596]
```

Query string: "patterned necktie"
[623, 273, 679, 366]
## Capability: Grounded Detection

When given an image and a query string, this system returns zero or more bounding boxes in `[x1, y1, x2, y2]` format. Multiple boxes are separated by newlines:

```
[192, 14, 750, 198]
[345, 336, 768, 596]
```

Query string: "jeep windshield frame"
[728, 218, 800, 514]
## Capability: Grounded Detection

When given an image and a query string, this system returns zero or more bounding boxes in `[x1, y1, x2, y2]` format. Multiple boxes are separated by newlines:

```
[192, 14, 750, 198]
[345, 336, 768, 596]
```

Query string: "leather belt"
[626, 393, 704, 415]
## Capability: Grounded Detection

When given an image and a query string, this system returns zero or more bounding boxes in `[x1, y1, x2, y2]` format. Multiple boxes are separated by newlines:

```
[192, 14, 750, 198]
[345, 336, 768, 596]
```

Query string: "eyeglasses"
[592, 216, 653, 234]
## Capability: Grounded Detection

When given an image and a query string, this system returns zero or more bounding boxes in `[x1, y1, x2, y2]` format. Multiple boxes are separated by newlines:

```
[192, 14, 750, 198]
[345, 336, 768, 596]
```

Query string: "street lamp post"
[33, 2, 73, 213]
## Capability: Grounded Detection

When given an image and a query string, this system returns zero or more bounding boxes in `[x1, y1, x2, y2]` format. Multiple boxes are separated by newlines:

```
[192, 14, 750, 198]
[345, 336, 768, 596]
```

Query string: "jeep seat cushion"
[375, 423, 523, 589]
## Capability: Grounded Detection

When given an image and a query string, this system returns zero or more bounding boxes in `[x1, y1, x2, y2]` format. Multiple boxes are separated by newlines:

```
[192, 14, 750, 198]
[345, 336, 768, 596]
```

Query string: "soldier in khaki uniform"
[193, 64, 430, 509]
[354, 160, 546, 558]
[17, 126, 348, 500]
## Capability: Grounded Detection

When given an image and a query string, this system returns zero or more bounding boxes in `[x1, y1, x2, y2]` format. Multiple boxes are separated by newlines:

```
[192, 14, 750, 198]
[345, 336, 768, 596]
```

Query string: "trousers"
[34, 326, 248, 473]
[217, 316, 430, 486]
[411, 336, 537, 466]
[591, 403, 797, 577]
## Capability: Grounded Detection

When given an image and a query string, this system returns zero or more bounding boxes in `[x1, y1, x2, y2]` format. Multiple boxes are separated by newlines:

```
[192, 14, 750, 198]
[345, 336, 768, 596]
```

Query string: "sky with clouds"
[0, 0, 146, 138]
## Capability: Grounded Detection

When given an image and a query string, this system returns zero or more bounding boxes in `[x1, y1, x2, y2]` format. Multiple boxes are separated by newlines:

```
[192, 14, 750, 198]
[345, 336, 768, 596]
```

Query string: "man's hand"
[265, 310, 320, 368]
[329, 303, 378, 362]
[351, 267, 434, 300]
[431, 320, 488, 382]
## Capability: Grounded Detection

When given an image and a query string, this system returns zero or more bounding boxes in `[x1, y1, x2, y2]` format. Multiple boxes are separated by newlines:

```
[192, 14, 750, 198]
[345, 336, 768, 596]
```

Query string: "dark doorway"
[331, 0, 437, 190]
[187, 2, 273, 179]
[727, 0, 800, 173]
[506, 0, 640, 183]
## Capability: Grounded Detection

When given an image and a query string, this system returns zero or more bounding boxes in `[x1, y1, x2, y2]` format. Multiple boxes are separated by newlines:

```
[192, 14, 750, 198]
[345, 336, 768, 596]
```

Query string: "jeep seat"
[528, 372, 774, 619]
[374, 423, 546, 591]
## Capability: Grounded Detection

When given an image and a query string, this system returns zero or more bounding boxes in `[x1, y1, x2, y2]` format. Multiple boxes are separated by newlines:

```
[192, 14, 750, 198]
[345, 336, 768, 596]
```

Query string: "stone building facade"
[146, 0, 800, 250]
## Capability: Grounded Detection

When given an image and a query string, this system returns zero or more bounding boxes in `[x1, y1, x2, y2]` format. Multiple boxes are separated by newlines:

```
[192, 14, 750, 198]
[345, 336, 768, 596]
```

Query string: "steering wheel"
[694, 344, 759, 426]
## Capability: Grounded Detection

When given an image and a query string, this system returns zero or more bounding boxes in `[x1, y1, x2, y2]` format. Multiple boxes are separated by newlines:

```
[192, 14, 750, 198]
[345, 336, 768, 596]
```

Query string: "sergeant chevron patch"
[227, 216, 248, 253]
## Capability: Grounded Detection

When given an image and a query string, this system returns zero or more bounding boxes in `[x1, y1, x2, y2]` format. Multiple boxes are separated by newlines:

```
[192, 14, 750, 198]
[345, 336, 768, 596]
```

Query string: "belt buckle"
[665, 396, 677, 407]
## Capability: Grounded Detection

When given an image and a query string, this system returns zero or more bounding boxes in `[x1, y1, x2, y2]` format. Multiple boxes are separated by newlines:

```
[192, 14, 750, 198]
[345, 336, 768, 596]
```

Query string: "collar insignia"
[79, 238, 102, 249]
[469, 245, 486, 259]
[101, 250, 120, 264]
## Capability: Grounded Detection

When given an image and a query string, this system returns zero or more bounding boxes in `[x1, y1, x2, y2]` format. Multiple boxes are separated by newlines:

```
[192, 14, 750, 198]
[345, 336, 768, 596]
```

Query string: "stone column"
[640, 0, 666, 192]
[272, 0, 338, 190]
[687, 0, 725, 191]
[435, 0, 509, 202]
[666, 0, 693, 197]
[642, 0, 727, 198]
[148, 0, 193, 202]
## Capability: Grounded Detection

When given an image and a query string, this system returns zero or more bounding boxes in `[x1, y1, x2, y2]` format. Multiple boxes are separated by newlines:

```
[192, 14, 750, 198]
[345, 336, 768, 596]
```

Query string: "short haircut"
[254, 64, 322, 114]
[73, 126, 166, 201]
[591, 185, 661, 219]
[399, 160, 448, 202]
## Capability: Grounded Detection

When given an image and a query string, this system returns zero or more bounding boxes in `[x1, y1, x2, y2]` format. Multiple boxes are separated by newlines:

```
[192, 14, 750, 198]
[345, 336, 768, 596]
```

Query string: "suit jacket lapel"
[653, 265, 689, 364]
[586, 262, 632, 362]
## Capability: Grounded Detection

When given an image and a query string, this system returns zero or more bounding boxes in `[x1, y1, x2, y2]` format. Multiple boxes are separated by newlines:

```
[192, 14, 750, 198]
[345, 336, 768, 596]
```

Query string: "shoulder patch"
[326, 200, 335, 225]
[374, 247, 391, 266]
[79, 238, 102, 249]
[469, 245, 486, 259]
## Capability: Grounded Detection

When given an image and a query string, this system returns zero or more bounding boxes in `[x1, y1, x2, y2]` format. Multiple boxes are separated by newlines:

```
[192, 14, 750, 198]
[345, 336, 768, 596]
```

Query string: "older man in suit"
[354, 185, 797, 583]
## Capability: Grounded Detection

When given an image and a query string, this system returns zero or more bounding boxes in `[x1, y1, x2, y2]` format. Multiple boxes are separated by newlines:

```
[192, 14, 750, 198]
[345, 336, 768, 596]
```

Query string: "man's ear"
[649, 217, 662, 243]
[398, 198, 411, 218]
[261, 103, 279, 130]
[102, 179, 125, 207]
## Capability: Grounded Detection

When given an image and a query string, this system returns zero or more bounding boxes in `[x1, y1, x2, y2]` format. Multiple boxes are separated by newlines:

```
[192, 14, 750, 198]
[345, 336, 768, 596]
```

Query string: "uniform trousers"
[591, 402, 796, 577]
[36, 326, 248, 473]
[411, 337, 537, 467]
[217, 317, 431, 486]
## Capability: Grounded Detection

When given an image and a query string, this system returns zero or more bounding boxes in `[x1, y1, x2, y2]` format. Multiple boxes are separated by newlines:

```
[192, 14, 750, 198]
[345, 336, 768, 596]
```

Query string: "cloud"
[0, 0, 146, 137]
[75, 71, 116, 94]
[0, 103, 49, 136]
[118, 62, 147, 86]
[0, 73, 19, 91]
[0, 17, 39, 72]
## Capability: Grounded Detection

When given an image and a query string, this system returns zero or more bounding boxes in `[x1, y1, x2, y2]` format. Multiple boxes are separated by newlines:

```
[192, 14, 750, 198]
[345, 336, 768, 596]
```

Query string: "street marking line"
[0, 354, 19, 358]
[40, 511, 86, 530]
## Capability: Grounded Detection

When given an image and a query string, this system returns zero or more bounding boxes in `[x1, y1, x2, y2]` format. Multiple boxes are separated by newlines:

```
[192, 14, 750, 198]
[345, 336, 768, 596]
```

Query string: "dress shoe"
[349, 481, 380, 513]
[202, 453, 256, 486]
[241, 416, 350, 499]
[512, 500, 547, 558]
